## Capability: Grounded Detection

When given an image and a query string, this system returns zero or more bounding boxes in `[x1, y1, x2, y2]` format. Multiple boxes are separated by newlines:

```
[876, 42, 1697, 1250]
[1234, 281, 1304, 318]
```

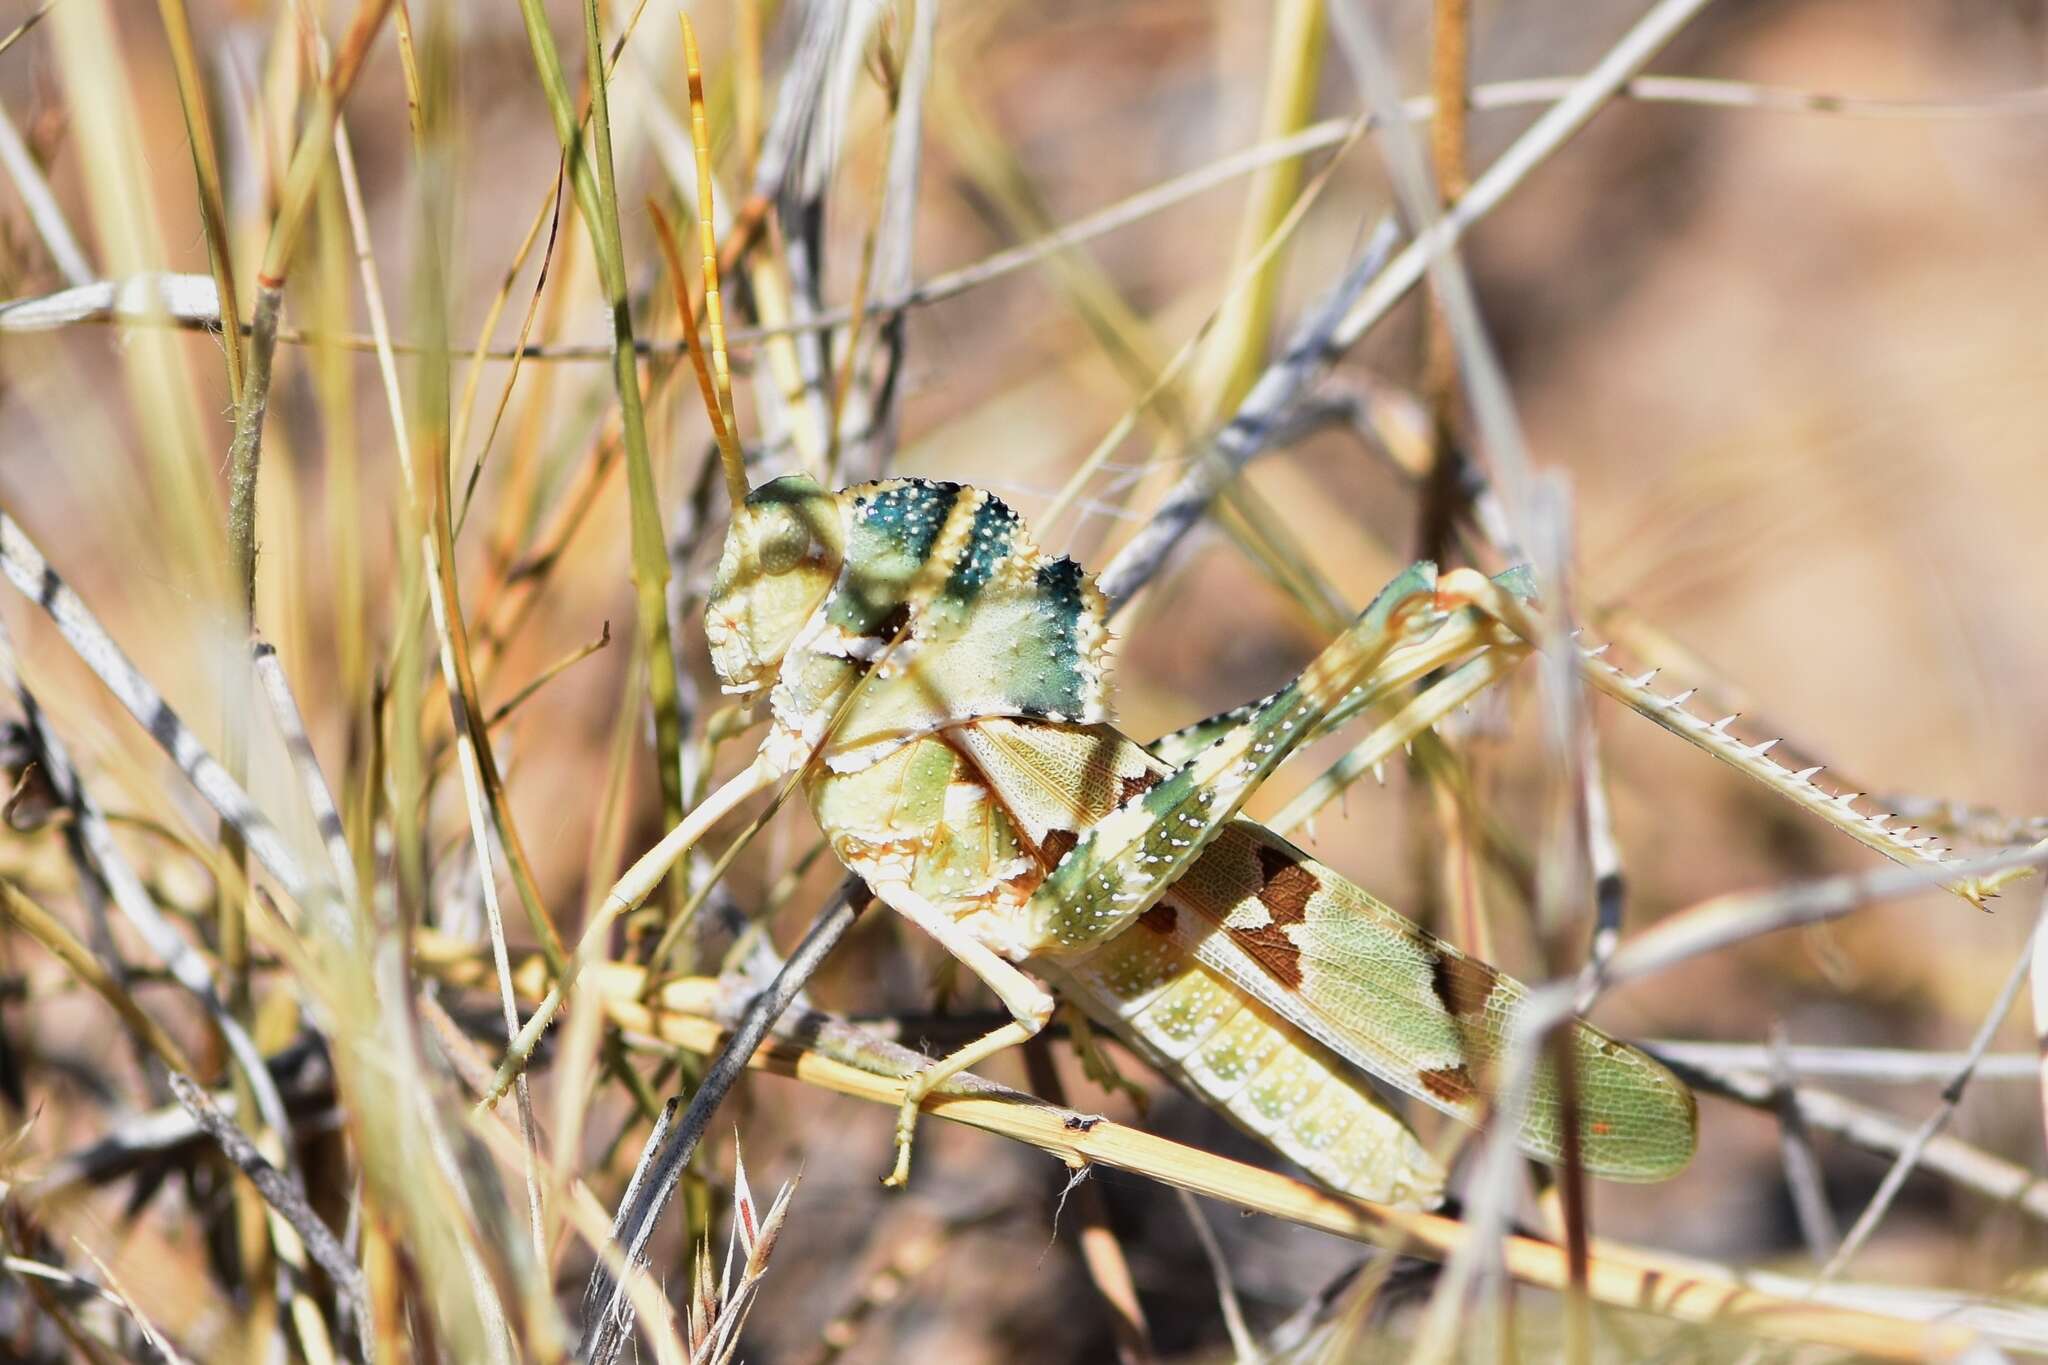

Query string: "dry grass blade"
[5, 1248, 195, 1365]
[0, 510, 330, 923]
[0, 877, 195, 1077]
[1024, 1039, 1153, 1363]
[164, 1072, 367, 1339]
[0, 617, 296, 1144]
[5, 4, 2044, 1357]
[1096, 219, 1397, 606]
[149, 0, 242, 400]
[481, 949, 1970, 1360]
[0, 98, 89, 288]
[579, 886, 860, 1365]
[514, 0, 688, 840]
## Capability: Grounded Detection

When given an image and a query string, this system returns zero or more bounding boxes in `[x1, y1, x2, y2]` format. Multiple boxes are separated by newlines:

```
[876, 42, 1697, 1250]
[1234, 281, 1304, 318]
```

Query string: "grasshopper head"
[706, 474, 845, 700]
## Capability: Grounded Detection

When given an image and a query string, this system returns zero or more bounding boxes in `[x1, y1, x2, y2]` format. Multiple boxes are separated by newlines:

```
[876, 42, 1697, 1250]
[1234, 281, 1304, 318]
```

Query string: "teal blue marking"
[1037, 561, 1439, 945]
[1020, 557, 1089, 717]
[860, 479, 959, 563]
[939, 495, 1020, 608]
[828, 480, 962, 636]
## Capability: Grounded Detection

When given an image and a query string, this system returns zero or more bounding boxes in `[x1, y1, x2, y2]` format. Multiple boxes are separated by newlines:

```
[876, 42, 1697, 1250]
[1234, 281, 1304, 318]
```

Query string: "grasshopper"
[697, 473, 1697, 1204]
[645, 21, 1690, 1204]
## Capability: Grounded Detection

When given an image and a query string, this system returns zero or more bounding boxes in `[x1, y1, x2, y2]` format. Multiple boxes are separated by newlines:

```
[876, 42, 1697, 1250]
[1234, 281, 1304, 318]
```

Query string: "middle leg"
[867, 878, 1055, 1187]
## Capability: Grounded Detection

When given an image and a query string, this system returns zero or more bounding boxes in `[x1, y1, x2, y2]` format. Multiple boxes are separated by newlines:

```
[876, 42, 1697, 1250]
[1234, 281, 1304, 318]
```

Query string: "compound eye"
[757, 513, 811, 575]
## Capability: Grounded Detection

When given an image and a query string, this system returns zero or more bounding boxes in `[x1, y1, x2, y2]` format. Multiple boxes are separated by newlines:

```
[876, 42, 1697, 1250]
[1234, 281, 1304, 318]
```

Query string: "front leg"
[867, 879, 1055, 1187]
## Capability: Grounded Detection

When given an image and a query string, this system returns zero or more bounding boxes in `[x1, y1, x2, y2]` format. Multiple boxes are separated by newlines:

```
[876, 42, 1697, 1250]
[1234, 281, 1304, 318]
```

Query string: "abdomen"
[1037, 906, 1444, 1208]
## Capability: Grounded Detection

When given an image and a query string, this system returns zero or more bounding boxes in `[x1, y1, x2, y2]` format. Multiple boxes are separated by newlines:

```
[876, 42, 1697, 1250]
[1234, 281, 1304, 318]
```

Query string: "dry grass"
[0, 1, 2043, 1360]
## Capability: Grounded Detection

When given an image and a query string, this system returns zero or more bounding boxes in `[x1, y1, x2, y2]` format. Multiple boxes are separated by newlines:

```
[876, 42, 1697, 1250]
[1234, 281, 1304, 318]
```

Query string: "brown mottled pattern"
[1254, 844, 1318, 923]
[1431, 952, 1497, 1018]
[1039, 827, 1079, 870]
[1117, 769, 1163, 805]
[1138, 901, 1177, 935]
[1228, 923, 1303, 990]
[1420, 1064, 1478, 1104]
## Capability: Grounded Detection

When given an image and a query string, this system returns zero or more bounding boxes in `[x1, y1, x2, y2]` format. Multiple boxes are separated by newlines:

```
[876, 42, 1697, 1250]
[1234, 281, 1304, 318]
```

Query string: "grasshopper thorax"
[706, 473, 846, 700]
[708, 475, 1114, 766]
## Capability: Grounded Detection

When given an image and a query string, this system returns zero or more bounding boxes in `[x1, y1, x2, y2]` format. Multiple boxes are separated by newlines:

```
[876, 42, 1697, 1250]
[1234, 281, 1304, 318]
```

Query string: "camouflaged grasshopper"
[696, 473, 1697, 1204]
[649, 25, 1692, 1203]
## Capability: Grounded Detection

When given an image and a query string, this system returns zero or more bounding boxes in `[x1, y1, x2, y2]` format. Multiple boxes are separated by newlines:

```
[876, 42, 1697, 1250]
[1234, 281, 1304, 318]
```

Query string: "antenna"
[679, 13, 748, 509]
[649, 200, 734, 492]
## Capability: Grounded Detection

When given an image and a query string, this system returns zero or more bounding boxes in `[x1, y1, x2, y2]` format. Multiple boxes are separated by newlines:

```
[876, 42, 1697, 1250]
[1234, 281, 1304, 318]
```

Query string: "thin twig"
[0, 509, 335, 928]
[227, 0, 399, 619]
[577, 883, 864, 1365]
[1769, 1024, 1840, 1264]
[252, 640, 358, 910]
[1661, 1055, 2048, 1226]
[0, 96, 90, 287]
[14, 68, 2041, 363]
[1095, 219, 1398, 605]
[168, 1071, 368, 1342]
[1647, 1042, 2045, 1084]
[1024, 1038, 1153, 1365]
[1328, 0, 1719, 362]
[1596, 844, 2048, 993]
[1820, 906, 2045, 1280]
[1177, 1188, 1258, 1364]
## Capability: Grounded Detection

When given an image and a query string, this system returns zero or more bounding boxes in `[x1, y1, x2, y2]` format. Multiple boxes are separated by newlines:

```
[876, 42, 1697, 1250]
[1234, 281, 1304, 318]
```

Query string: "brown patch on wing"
[1420, 1064, 1478, 1104]
[1431, 953, 1497, 1018]
[1117, 769, 1164, 806]
[1228, 923, 1303, 991]
[1039, 827, 1080, 870]
[1138, 902, 1178, 935]
[1254, 844, 1319, 924]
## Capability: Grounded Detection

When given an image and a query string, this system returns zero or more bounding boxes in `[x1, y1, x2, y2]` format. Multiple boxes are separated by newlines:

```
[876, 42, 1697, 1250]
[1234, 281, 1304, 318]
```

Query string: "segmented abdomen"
[1038, 907, 1444, 1208]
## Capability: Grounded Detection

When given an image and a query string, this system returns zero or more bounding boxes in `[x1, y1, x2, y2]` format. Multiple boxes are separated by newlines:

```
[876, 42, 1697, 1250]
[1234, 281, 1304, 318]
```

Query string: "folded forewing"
[1180, 821, 1697, 1181]
[953, 716, 1696, 1182]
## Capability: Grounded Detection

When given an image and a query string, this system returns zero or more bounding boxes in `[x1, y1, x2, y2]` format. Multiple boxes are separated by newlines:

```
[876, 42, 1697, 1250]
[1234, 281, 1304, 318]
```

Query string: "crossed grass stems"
[0, 0, 2043, 1361]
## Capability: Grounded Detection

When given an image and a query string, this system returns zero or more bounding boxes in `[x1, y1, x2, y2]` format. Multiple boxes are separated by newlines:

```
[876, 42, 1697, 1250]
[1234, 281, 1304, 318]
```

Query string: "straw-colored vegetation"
[0, 1, 2043, 1360]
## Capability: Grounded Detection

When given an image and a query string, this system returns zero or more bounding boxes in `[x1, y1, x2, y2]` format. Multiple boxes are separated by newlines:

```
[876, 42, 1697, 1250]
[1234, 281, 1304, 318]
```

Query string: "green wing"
[958, 716, 1696, 1182]
[1181, 820, 1697, 1181]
